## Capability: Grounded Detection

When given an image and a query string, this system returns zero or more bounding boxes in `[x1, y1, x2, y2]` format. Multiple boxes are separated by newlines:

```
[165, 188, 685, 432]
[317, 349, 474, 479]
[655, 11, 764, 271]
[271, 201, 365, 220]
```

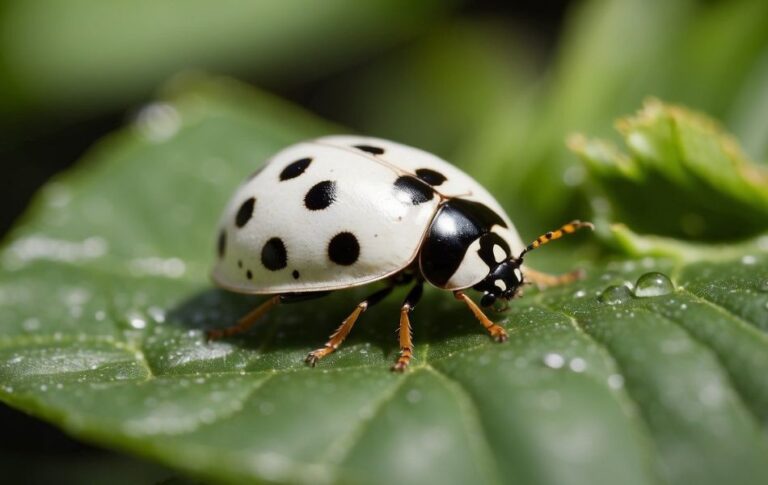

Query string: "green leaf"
[2, 77, 768, 484]
[570, 99, 768, 241]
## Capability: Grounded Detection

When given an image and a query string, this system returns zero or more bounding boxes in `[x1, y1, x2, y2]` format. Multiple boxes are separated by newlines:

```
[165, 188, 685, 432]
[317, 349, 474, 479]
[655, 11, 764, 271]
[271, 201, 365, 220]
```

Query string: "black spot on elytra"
[279, 158, 312, 181]
[292, 270, 300, 279]
[217, 230, 226, 258]
[235, 197, 256, 228]
[354, 144, 385, 155]
[246, 270, 253, 280]
[261, 237, 287, 271]
[304, 180, 336, 210]
[393, 175, 434, 205]
[416, 168, 447, 186]
[328, 232, 360, 266]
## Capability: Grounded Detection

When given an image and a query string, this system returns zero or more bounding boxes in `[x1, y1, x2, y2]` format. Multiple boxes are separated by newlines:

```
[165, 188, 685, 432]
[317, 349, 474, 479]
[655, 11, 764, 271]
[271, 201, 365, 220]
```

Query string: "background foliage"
[1, 1, 768, 484]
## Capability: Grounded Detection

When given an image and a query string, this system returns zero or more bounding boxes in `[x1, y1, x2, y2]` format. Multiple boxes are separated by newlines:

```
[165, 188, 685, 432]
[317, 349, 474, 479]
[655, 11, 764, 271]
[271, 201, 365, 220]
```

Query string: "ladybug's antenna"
[518, 220, 594, 259]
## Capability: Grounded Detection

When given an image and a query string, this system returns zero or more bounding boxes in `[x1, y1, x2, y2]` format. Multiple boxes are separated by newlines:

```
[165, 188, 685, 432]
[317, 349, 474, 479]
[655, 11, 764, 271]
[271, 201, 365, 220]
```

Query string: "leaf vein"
[424, 365, 503, 485]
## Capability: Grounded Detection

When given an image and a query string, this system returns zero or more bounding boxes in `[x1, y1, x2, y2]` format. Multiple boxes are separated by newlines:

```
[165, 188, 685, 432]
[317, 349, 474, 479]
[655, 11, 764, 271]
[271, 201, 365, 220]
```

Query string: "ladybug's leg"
[206, 295, 282, 340]
[454, 291, 508, 342]
[305, 285, 394, 367]
[207, 291, 329, 340]
[523, 267, 584, 290]
[392, 281, 424, 372]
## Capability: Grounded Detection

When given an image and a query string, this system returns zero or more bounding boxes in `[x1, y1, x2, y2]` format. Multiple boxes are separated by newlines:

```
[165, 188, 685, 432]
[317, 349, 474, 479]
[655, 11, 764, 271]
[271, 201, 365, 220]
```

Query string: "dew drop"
[147, 306, 166, 323]
[135, 102, 181, 142]
[543, 353, 565, 369]
[741, 255, 757, 266]
[634, 272, 674, 297]
[22, 318, 40, 332]
[598, 284, 633, 305]
[569, 357, 587, 372]
[127, 312, 147, 329]
[607, 374, 624, 389]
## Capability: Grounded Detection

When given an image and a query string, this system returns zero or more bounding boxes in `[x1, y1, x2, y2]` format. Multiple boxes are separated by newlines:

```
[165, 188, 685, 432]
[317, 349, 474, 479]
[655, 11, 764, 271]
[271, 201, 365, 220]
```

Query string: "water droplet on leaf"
[543, 352, 565, 369]
[634, 272, 674, 297]
[741, 255, 757, 265]
[607, 374, 624, 389]
[598, 285, 633, 304]
[569, 357, 587, 372]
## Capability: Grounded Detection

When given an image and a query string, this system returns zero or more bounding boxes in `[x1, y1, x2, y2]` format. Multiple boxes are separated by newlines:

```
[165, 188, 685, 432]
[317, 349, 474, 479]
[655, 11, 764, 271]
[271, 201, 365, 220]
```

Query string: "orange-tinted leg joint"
[392, 306, 414, 372]
[306, 302, 367, 367]
[207, 295, 281, 340]
[455, 291, 508, 342]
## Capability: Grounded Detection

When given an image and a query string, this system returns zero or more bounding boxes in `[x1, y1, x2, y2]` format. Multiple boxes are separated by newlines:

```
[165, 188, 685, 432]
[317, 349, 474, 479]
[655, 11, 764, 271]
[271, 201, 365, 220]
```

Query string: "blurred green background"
[1, 0, 767, 482]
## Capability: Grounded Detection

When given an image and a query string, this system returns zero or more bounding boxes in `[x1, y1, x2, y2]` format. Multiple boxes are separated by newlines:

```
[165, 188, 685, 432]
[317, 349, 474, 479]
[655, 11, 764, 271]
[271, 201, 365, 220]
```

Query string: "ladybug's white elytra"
[210, 135, 593, 371]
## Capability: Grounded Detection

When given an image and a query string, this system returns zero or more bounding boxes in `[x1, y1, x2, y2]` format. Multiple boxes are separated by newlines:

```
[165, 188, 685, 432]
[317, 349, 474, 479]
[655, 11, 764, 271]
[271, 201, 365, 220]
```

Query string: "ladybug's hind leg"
[523, 267, 585, 290]
[207, 291, 328, 341]
[392, 281, 424, 372]
[207, 295, 281, 340]
[306, 285, 394, 367]
[454, 291, 508, 342]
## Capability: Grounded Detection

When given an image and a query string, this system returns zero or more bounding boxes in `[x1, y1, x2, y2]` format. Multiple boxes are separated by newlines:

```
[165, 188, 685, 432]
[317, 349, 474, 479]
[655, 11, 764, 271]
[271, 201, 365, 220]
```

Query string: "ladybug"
[209, 136, 592, 371]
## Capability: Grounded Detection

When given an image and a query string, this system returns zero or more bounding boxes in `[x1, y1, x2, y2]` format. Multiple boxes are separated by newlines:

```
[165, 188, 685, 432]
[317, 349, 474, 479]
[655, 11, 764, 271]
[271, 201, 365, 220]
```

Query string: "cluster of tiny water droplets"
[542, 352, 589, 373]
[2, 235, 107, 270]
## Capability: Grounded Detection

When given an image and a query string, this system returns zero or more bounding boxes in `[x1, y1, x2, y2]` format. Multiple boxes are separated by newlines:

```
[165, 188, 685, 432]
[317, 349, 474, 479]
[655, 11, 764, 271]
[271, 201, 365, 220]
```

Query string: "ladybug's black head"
[474, 220, 595, 311]
[474, 257, 524, 310]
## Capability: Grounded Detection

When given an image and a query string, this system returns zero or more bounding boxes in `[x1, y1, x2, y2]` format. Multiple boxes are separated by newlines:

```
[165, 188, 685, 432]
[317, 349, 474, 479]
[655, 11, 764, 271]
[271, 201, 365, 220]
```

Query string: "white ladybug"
[210, 135, 592, 371]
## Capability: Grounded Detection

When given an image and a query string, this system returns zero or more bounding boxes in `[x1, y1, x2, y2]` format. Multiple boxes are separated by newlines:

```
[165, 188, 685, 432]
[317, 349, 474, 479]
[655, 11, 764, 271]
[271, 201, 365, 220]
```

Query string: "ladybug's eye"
[480, 293, 496, 307]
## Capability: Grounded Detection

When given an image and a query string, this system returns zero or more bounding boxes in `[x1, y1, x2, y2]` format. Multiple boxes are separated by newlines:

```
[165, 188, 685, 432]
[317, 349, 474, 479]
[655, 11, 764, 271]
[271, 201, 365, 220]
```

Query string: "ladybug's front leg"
[454, 291, 508, 342]
[392, 281, 424, 372]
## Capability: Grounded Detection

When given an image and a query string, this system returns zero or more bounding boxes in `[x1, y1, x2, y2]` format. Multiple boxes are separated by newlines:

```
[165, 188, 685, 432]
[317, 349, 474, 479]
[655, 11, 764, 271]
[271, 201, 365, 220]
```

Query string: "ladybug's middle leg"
[392, 280, 424, 372]
[305, 285, 394, 367]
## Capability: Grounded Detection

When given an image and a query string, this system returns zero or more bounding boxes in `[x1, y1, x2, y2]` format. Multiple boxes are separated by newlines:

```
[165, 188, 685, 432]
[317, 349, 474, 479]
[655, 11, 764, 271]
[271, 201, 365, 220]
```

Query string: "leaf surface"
[1, 76, 767, 485]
